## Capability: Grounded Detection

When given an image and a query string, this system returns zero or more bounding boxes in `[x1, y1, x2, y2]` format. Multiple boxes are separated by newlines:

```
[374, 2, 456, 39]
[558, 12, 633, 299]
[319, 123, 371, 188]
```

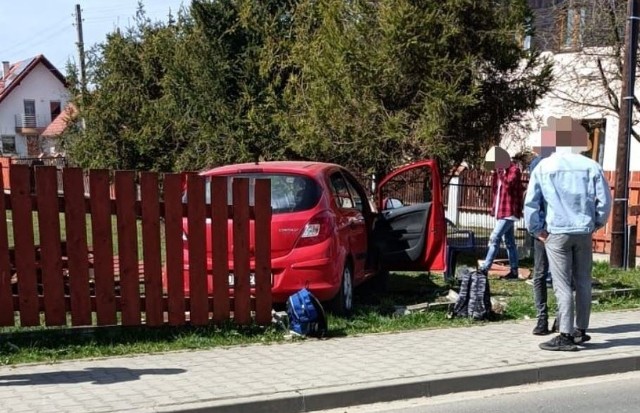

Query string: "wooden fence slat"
[232, 178, 251, 325]
[163, 174, 185, 325]
[63, 167, 92, 326]
[0, 170, 14, 326]
[211, 176, 230, 323]
[140, 172, 163, 326]
[11, 165, 39, 326]
[35, 166, 66, 326]
[0, 157, 11, 190]
[115, 171, 141, 326]
[253, 179, 272, 325]
[187, 174, 209, 325]
[89, 169, 117, 325]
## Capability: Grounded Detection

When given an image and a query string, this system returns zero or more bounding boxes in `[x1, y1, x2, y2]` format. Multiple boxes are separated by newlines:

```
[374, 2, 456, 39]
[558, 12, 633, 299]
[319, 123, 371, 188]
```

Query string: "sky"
[0, 0, 187, 73]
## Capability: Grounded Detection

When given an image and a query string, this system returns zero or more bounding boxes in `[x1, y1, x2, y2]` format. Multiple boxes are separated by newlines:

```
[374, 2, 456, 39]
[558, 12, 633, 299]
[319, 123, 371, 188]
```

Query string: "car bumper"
[172, 243, 343, 303]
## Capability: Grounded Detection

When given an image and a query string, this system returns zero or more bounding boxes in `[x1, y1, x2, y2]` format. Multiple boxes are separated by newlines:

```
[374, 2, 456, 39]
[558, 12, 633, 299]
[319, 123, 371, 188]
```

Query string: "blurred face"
[533, 116, 589, 156]
[484, 146, 511, 170]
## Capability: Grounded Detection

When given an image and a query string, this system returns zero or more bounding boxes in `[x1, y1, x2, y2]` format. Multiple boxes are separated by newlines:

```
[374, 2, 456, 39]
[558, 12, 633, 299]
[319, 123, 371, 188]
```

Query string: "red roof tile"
[41, 103, 78, 138]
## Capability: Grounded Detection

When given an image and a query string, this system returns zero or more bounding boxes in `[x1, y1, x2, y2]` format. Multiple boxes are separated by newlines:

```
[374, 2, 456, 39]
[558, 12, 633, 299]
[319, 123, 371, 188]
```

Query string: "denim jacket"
[524, 152, 612, 236]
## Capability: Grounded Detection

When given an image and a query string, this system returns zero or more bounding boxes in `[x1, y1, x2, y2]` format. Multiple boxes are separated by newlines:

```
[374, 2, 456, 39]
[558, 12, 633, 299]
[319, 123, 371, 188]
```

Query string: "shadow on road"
[0, 367, 186, 386]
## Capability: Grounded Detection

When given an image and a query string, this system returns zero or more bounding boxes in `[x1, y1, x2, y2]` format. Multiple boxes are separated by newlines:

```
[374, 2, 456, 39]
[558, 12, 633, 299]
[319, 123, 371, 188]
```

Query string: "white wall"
[502, 49, 640, 172]
[0, 62, 69, 156]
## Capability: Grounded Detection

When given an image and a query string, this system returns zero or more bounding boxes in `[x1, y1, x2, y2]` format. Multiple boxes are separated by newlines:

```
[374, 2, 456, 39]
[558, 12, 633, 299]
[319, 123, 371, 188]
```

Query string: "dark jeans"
[532, 237, 549, 320]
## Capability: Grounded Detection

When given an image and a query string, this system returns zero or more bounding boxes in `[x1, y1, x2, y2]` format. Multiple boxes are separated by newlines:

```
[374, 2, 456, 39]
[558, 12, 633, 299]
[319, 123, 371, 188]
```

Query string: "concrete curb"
[163, 354, 640, 413]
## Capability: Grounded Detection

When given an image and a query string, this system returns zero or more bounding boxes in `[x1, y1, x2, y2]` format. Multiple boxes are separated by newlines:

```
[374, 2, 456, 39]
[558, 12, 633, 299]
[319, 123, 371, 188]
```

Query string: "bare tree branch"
[596, 57, 620, 111]
[549, 89, 617, 112]
[529, 0, 640, 144]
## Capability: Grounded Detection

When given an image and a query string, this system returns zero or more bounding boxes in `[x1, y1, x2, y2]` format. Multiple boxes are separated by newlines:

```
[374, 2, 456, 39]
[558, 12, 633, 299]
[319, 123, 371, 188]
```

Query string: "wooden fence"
[446, 168, 640, 256]
[0, 164, 272, 328]
[593, 171, 640, 255]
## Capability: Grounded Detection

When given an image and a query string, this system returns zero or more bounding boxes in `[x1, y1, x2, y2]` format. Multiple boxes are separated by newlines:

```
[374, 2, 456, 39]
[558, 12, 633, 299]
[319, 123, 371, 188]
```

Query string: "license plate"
[228, 272, 272, 286]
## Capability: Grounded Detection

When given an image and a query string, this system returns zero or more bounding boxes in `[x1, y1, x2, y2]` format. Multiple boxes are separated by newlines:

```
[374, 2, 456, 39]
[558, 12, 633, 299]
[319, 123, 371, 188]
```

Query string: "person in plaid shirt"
[479, 147, 523, 280]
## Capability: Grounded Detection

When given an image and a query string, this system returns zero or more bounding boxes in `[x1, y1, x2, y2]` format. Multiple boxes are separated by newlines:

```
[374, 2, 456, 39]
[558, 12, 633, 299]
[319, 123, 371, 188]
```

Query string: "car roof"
[201, 161, 343, 177]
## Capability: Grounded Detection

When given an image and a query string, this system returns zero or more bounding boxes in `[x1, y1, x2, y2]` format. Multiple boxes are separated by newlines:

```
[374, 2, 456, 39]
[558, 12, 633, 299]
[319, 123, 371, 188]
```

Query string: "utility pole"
[75, 4, 87, 98]
[611, 0, 640, 269]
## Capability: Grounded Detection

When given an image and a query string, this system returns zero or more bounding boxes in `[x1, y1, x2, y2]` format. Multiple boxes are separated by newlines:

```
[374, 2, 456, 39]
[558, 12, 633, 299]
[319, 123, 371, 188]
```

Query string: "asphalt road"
[319, 371, 640, 413]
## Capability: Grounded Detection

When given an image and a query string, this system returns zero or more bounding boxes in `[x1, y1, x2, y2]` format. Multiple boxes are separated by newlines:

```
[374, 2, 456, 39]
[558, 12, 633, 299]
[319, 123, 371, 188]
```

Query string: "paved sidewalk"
[1, 309, 639, 413]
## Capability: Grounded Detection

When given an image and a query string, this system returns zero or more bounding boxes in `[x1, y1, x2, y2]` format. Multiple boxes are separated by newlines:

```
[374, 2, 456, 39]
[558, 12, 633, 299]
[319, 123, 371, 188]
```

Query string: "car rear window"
[184, 174, 321, 214]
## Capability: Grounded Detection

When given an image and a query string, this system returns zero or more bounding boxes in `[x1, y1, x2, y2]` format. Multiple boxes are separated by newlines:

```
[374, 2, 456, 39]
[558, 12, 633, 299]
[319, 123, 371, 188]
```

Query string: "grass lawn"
[1, 258, 639, 366]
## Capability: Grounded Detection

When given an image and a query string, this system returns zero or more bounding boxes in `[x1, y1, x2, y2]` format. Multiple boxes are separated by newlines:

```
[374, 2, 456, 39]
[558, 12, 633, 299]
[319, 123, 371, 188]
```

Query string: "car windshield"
[184, 174, 321, 214]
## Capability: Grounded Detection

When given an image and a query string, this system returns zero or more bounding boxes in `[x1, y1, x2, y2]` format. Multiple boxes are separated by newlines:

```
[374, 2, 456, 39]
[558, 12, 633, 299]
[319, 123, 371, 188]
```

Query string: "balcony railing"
[14, 114, 46, 130]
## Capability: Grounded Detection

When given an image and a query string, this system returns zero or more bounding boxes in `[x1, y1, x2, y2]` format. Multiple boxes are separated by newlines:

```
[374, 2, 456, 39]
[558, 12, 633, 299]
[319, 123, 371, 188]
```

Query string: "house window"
[581, 119, 605, 166]
[23, 99, 36, 127]
[522, 16, 533, 51]
[1, 135, 16, 154]
[557, 1, 587, 50]
[50, 101, 61, 122]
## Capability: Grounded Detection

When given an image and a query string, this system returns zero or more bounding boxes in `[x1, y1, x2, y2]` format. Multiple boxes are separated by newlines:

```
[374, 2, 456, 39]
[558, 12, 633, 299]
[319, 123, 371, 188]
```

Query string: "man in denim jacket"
[524, 116, 612, 351]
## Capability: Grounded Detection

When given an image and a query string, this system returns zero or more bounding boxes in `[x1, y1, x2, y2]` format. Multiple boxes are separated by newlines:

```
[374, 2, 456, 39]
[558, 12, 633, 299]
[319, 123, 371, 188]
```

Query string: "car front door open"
[373, 160, 446, 272]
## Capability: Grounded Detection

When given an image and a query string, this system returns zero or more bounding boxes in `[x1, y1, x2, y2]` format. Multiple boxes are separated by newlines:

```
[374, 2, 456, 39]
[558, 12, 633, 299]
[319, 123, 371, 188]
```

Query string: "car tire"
[329, 261, 353, 316]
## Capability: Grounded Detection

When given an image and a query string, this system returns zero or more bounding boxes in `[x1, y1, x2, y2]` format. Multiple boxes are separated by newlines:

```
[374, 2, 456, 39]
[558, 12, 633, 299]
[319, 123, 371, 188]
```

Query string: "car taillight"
[294, 211, 334, 248]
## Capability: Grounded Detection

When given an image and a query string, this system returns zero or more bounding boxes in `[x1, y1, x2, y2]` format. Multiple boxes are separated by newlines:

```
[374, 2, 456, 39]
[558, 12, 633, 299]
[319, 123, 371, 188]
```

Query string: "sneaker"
[539, 334, 578, 351]
[546, 278, 553, 288]
[525, 279, 534, 286]
[500, 271, 519, 280]
[551, 318, 559, 333]
[532, 318, 550, 335]
[572, 329, 591, 344]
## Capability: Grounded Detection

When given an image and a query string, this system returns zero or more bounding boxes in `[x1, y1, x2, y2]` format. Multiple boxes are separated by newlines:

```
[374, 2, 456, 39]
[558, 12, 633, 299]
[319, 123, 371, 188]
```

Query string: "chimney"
[2, 61, 10, 79]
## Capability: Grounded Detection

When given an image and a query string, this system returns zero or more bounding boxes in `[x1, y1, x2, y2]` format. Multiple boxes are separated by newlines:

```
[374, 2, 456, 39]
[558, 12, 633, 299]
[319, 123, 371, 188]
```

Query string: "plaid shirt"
[491, 163, 523, 219]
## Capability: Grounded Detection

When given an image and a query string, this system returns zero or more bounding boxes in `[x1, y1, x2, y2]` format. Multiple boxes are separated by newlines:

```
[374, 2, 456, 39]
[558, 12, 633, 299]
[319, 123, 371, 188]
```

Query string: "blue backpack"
[286, 288, 328, 337]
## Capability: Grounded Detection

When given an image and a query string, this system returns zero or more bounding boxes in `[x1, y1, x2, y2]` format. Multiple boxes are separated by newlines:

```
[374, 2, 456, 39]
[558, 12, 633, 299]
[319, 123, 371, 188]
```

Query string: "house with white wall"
[503, 51, 640, 173]
[502, 0, 640, 173]
[0, 55, 70, 157]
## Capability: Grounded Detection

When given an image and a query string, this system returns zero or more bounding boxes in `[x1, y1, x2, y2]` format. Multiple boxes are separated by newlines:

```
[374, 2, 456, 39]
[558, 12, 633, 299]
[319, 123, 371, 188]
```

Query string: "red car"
[180, 160, 446, 314]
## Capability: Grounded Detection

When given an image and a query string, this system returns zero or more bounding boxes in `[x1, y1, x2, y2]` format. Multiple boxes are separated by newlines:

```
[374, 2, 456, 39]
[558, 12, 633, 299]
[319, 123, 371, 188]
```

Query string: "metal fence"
[444, 168, 532, 260]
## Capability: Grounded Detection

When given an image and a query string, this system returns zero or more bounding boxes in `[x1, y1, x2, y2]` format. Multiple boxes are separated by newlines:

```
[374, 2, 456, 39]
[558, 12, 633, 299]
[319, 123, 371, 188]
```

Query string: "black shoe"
[532, 318, 550, 335]
[501, 271, 519, 280]
[539, 334, 578, 351]
[572, 329, 591, 344]
[551, 318, 559, 333]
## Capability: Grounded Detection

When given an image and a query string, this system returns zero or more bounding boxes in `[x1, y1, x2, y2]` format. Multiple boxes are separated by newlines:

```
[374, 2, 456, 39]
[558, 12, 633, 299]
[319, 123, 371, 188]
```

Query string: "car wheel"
[329, 262, 353, 316]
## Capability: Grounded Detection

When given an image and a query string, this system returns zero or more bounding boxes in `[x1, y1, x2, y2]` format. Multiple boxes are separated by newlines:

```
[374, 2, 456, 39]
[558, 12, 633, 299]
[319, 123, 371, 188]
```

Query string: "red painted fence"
[0, 164, 272, 328]
[592, 171, 640, 255]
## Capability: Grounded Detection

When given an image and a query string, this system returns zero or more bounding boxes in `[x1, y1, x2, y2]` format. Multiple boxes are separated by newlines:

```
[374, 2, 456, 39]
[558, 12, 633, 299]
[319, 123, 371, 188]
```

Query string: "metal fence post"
[445, 175, 461, 225]
[628, 224, 637, 268]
